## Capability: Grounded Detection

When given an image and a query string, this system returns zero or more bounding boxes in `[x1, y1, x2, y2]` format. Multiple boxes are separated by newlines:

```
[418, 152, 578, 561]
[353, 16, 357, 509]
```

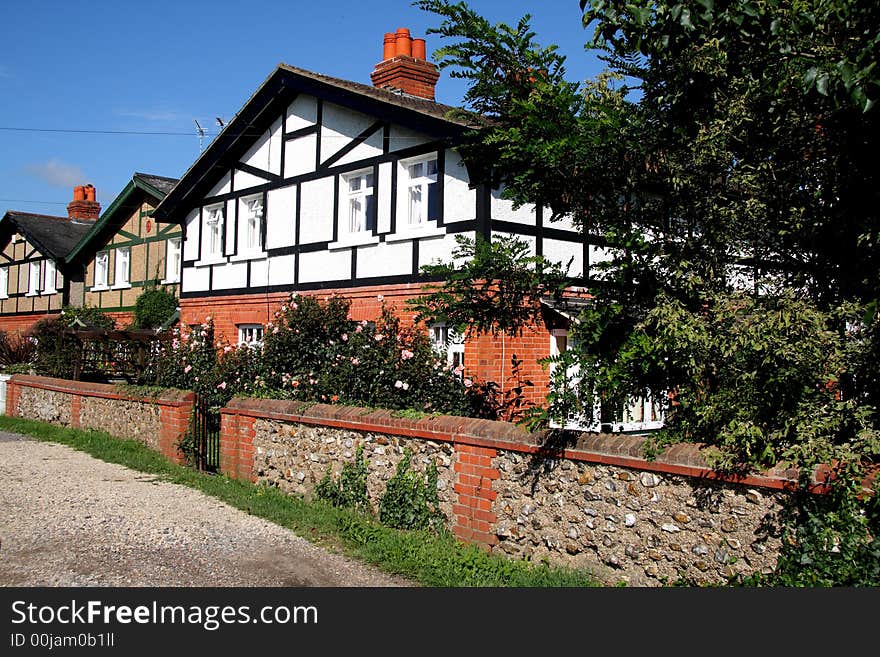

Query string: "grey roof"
[2, 211, 94, 260]
[133, 172, 178, 195]
[278, 64, 482, 128]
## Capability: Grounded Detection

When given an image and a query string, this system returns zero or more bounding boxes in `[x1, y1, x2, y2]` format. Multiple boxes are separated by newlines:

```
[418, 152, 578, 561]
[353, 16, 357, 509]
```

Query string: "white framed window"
[27, 261, 40, 296]
[42, 259, 57, 294]
[430, 322, 465, 372]
[238, 324, 264, 347]
[0, 266, 8, 299]
[241, 196, 264, 253]
[549, 328, 665, 433]
[113, 247, 130, 289]
[204, 205, 224, 259]
[345, 170, 375, 234]
[405, 156, 439, 226]
[93, 251, 109, 290]
[163, 237, 182, 283]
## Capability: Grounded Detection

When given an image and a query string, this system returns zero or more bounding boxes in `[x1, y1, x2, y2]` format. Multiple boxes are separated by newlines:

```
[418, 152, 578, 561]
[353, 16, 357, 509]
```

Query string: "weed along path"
[0, 432, 413, 587]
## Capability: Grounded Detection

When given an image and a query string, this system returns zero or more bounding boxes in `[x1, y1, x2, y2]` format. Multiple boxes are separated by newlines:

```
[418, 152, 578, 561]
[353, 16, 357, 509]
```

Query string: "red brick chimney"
[67, 184, 100, 221]
[370, 28, 440, 100]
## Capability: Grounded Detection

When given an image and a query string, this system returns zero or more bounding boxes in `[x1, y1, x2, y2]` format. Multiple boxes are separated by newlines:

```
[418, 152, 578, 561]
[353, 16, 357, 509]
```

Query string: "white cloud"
[116, 109, 181, 121]
[24, 159, 87, 188]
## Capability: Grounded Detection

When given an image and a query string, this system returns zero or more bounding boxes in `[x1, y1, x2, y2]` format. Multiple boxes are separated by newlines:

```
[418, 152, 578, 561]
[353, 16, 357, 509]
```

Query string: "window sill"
[194, 257, 227, 268]
[328, 234, 381, 250]
[228, 251, 267, 263]
[110, 283, 132, 291]
[160, 278, 181, 286]
[385, 225, 446, 242]
[40, 290, 57, 296]
[90, 285, 110, 292]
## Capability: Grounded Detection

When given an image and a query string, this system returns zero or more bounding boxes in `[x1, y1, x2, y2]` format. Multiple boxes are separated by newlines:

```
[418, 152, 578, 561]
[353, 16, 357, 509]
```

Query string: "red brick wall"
[104, 311, 135, 329]
[0, 312, 59, 336]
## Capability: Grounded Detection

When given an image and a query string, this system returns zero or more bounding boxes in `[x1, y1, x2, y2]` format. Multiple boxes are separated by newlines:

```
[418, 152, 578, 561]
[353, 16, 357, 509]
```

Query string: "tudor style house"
[65, 172, 181, 328]
[152, 28, 657, 429]
[0, 186, 101, 335]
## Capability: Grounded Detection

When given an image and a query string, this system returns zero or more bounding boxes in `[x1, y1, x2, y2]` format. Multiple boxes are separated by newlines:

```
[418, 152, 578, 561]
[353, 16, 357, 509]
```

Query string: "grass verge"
[0, 415, 601, 587]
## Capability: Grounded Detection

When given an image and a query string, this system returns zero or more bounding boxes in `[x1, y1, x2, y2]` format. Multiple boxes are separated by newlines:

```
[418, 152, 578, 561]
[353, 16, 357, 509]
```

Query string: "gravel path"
[0, 432, 414, 587]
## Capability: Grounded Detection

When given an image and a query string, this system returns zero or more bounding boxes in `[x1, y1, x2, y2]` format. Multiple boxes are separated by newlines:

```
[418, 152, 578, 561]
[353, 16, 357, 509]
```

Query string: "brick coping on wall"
[8, 375, 194, 407]
[221, 396, 833, 493]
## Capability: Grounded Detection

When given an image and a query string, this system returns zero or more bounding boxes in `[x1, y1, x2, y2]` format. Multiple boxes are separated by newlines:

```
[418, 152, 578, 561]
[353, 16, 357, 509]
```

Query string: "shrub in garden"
[314, 445, 370, 513]
[30, 306, 115, 378]
[378, 448, 445, 532]
[259, 293, 471, 415]
[133, 288, 178, 329]
[0, 331, 36, 369]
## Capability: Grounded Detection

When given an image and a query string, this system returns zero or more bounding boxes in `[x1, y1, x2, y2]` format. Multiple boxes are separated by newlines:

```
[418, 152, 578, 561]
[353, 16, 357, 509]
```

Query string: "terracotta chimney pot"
[371, 27, 440, 100]
[412, 38, 426, 61]
[395, 27, 412, 57]
[84, 184, 96, 202]
[73, 185, 85, 201]
[383, 32, 396, 61]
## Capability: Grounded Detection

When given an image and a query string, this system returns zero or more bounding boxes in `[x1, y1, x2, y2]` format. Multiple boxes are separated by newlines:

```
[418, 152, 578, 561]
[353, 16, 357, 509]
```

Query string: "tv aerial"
[194, 119, 206, 153]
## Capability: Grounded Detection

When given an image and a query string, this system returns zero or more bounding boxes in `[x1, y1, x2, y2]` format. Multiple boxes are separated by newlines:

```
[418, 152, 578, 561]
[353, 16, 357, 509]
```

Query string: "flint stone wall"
[491, 451, 785, 586]
[225, 396, 799, 587]
[6, 375, 193, 465]
[253, 418, 455, 520]
[79, 396, 163, 451]
[16, 386, 71, 425]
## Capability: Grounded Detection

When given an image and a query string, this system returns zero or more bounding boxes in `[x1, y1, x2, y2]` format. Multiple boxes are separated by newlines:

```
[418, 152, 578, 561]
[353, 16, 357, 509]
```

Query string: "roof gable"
[0, 211, 93, 261]
[65, 172, 178, 264]
[152, 63, 481, 222]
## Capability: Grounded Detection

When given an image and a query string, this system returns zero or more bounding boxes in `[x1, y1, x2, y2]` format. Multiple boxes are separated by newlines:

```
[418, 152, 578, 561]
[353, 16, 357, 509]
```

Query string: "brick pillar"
[220, 411, 256, 481]
[70, 394, 82, 429]
[158, 400, 193, 465]
[452, 443, 500, 548]
[5, 378, 19, 416]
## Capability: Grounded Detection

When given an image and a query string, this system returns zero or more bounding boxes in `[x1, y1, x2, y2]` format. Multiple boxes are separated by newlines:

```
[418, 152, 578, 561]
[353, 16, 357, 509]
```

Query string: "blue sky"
[0, 1, 606, 216]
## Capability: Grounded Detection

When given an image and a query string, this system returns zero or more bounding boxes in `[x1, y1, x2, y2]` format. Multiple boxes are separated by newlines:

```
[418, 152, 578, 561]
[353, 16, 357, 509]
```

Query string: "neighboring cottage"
[150, 28, 655, 428]
[65, 172, 181, 328]
[0, 186, 100, 335]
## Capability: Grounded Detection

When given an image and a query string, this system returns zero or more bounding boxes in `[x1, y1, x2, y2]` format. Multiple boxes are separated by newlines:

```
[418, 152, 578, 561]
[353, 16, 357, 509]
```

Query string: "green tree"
[418, 0, 880, 462]
[417, 0, 880, 583]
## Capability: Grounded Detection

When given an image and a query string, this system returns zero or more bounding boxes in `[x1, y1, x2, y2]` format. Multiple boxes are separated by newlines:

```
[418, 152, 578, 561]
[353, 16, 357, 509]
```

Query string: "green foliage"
[314, 445, 370, 513]
[133, 288, 178, 330]
[418, 0, 880, 583]
[60, 305, 115, 329]
[409, 234, 570, 338]
[733, 463, 880, 587]
[378, 448, 445, 532]
[29, 318, 76, 378]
